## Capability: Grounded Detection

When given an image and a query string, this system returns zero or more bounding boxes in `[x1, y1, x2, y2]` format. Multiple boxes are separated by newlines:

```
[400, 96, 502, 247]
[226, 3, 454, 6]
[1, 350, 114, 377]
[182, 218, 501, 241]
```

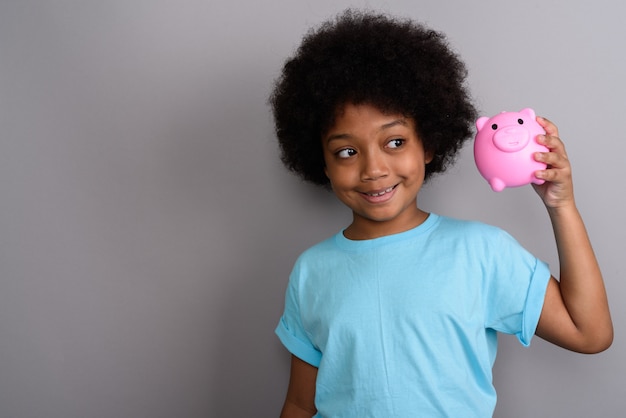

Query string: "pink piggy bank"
[474, 108, 548, 192]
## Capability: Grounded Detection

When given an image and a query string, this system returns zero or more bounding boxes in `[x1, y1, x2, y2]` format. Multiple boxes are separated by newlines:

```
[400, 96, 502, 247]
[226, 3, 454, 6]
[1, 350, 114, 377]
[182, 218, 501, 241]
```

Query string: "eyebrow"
[325, 118, 409, 143]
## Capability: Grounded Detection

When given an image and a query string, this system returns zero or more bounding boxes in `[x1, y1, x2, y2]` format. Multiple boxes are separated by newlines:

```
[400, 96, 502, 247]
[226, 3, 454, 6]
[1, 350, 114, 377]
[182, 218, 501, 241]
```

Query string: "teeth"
[368, 186, 394, 197]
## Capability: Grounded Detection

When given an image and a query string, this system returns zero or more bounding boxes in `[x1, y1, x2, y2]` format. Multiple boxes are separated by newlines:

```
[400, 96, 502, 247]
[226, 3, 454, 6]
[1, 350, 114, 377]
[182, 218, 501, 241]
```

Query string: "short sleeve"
[519, 258, 551, 345]
[275, 263, 322, 367]
[483, 229, 551, 346]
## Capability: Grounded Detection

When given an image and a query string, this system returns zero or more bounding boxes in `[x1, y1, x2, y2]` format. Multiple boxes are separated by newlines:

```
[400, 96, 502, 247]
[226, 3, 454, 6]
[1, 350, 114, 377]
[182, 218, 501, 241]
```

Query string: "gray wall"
[1, 1, 624, 417]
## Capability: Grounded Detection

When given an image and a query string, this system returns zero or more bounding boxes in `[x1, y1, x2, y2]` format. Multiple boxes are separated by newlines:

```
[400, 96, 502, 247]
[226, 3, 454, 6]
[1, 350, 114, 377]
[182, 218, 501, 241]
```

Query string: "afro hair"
[270, 9, 477, 186]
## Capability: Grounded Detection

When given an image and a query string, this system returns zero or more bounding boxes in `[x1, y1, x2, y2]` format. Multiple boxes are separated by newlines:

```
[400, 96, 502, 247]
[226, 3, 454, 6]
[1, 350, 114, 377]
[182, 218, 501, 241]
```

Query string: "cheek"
[395, 154, 426, 177]
[324, 162, 357, 186]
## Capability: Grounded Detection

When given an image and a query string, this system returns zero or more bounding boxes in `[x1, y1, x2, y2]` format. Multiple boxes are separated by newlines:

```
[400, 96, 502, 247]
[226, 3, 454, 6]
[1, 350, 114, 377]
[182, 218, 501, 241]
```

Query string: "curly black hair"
[270, 9, 477, 186]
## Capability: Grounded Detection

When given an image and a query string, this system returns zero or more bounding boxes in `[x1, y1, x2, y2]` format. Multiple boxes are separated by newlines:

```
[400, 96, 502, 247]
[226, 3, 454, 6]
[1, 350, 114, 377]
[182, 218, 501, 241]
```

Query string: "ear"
[519, 108, 536, 120]
[425, 148, 435, 164]
[476, 116, 489, 131]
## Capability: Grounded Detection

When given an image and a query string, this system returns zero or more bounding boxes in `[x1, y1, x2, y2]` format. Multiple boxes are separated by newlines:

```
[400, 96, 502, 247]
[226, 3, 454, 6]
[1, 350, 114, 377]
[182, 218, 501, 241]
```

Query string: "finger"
[536, 133, 568, 159]
[536, 161, 573, 182]
[534, 167, 559, 183]
[536, 115, 559, 137]
[536, 150, 570, 170]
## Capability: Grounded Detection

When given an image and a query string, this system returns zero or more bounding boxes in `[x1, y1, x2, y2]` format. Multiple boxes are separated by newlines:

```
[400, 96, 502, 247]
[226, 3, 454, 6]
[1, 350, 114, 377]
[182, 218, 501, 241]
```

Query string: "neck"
[343, 208, 430, 240]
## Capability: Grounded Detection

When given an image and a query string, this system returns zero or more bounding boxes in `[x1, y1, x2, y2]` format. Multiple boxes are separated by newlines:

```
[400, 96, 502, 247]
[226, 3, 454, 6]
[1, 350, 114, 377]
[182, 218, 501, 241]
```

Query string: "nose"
[493, 126, 530, 152]
[360, 149, 389, 181]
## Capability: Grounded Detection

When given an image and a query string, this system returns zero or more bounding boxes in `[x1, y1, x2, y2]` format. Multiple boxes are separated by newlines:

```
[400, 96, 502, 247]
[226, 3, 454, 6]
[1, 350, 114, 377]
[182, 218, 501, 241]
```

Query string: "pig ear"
[519, 108, 536, 120]
[476, 117, 489, 131]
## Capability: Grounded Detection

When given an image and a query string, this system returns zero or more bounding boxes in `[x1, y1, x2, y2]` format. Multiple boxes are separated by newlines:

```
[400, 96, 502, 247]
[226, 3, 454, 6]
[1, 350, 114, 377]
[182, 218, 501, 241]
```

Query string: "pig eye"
[518, 119, 524, 125]
[491, 124, 498, 130]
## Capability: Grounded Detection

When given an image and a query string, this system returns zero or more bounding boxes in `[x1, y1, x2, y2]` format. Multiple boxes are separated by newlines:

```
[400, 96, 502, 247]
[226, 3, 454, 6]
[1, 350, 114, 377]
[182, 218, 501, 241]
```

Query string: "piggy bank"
[474, 108, 548, 192]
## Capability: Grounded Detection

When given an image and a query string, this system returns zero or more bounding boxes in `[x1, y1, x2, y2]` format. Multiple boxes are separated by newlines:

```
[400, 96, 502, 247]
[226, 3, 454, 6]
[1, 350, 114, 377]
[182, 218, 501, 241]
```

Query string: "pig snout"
[492, 127, 530, 152]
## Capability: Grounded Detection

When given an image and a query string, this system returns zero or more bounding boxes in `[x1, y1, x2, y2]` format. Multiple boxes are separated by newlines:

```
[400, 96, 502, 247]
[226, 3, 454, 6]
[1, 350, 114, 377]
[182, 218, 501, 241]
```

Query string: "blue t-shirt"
[276, 214, 551, 417]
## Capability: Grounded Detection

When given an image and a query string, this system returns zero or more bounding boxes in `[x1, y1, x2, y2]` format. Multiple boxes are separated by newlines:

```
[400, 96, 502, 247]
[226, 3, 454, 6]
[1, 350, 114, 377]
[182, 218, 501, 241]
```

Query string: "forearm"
[548, 202, 613, 350]
[280, 400, 316, 418]
[280, 355, 317, 418]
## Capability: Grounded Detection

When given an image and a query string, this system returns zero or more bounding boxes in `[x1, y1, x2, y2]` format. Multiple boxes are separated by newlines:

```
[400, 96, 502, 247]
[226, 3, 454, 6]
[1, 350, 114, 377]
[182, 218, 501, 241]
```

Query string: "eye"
[491, 124, 498, 130]
[336, 148, 357, 159]
[387, 138, 405, 149]
[518, 119, 524, 125]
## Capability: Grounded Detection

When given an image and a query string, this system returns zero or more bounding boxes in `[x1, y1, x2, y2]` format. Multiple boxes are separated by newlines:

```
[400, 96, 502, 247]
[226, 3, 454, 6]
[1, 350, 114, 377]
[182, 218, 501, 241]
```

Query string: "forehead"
[329, 103, 412, 131]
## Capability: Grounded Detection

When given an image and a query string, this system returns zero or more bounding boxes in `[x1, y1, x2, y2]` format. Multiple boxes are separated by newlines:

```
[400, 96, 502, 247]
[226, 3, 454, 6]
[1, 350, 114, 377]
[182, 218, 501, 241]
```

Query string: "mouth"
[359, 184, 398, 203]
[364, 185, 397, 197]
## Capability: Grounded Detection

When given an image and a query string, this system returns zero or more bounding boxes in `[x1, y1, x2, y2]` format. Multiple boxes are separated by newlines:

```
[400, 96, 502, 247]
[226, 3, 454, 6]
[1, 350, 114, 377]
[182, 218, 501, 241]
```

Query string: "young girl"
[271, 10, 612, 418]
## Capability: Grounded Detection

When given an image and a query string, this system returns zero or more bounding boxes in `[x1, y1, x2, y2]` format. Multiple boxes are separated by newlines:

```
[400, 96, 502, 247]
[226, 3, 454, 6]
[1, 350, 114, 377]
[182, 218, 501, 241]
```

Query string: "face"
[323, 103, 433, 240]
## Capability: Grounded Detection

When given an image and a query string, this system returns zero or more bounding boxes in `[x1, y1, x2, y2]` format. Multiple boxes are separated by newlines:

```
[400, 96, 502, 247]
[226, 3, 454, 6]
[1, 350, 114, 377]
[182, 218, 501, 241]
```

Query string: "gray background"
[1, 1, 624, 417]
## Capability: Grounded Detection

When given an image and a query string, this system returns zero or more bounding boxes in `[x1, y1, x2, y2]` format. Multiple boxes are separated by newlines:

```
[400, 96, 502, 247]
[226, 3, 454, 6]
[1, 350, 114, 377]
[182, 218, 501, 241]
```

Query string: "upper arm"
[535, 276, 612, 353]
[280, 355, 318, 418]
[535, 276, 580, 350]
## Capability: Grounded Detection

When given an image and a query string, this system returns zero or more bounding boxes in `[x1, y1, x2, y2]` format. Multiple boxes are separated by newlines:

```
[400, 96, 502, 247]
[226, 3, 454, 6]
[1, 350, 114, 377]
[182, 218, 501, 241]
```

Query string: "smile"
[365, 186, 396, 197]
[359, 185, 398, 204]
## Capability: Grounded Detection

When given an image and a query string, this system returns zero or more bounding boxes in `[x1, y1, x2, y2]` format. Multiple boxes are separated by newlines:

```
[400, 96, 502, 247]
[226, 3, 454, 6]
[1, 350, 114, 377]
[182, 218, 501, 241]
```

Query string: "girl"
[271, 10, 612, 417]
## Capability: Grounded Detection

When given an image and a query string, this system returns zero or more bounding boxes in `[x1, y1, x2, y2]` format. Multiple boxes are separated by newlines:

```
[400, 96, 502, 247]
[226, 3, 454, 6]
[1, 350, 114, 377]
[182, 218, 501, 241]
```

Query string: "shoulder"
[435, 215, 506, 239]
[290, 232, 342, 271]
[431, 215, 526, 259]
[298, 233, 339, 258]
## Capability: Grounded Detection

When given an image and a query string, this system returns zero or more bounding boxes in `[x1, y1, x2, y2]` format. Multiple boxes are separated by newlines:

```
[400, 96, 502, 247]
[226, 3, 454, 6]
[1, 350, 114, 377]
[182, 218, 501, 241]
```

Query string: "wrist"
[546, 201, 581, 228]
